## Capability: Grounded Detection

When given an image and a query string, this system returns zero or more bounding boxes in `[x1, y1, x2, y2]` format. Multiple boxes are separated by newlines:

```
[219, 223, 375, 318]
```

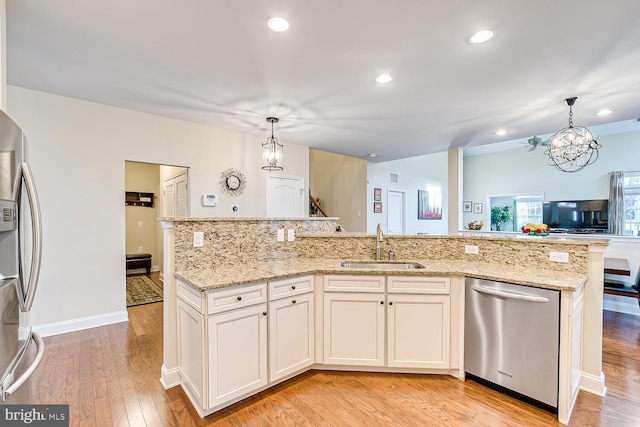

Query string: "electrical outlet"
[287, 229, 295, 241]
[549, 251, 569, 263]
[138, 246, 144, 252]
[465, 245, 479, 255]
[277, 229, 285, 242]
[193, 231, 204, 248]
[138, 221, 143, 227]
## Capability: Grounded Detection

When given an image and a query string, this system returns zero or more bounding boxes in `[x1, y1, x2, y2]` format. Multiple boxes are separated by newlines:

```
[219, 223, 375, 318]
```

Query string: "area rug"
[126, 275, 163, 307]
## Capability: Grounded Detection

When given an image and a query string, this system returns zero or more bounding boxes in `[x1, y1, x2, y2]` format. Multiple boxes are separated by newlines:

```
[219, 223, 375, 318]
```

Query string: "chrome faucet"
[376, 223, 384, 260]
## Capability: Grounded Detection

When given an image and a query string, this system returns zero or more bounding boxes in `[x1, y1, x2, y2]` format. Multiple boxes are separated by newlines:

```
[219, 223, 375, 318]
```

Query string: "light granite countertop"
[175, 258, 587, 293]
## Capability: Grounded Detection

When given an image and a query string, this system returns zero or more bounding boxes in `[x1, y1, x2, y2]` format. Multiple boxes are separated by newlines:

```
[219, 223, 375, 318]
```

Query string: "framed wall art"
[373, 202, 382, 213]
[473, 202, 483, 214]
[374, 188, 382, 201]
[463, 201, 472, 212]
[418, 189, 442, 220]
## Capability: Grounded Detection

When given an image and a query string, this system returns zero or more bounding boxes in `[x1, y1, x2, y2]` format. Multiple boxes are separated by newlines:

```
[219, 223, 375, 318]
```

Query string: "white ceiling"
[6, 1, 640, 162]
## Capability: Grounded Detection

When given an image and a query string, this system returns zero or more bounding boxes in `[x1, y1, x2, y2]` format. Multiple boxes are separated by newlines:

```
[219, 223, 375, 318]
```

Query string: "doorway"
[387, 190, 406, 234]
[125, 161, 189, 307]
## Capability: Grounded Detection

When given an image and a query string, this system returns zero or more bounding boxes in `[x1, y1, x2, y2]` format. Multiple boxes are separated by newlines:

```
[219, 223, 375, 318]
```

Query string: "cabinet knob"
[389, 302, 393, 305]
[380, 301, 384, 305]
[237, 296, 242, 301]
[262, 311, 267, 316]
[291, 285, 296, 290]
[292, 299, 297, 304]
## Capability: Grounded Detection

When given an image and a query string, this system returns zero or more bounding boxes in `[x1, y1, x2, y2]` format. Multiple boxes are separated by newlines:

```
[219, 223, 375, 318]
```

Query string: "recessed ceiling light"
[495, 129, 509, 136]
[596, 109, 613, 116]
[469, 30, 494, 44]
[268, 17, 289, 32]
[376, 74, 393, 84]
[368, 153, 377, 158]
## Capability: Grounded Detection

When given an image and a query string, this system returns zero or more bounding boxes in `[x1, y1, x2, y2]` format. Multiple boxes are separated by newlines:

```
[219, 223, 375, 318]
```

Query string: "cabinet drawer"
[324, 274, 385, 293]
[269, 275, 314, 301]
[388, 276, 450, 294]
[207, 282, 267, 315]
[177, 278, 204, 313]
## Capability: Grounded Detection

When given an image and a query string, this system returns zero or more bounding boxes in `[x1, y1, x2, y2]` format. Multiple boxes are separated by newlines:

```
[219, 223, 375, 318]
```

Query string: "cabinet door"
[207, 304, 268, 409]
[323, 293, 385, 366]
[269, 293, 314, 381]
[387, 294, 450, 369]
[177, 298, 204, 409]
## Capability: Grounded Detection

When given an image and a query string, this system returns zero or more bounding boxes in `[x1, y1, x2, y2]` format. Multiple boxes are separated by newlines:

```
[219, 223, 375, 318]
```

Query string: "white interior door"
[164, 171, 188, 218]
[388, 190, 405, 234]
[267, 175, 305, 217]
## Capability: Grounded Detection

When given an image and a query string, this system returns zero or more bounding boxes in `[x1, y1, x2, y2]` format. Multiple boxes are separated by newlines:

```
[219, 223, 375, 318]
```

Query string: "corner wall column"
[447, 147, 463, 234]
[160, 219, 180, 388]
[580, 244, 607, 396]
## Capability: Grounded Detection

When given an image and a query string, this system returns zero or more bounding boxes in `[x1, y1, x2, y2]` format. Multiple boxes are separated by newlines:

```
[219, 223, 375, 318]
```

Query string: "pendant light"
[262, 117, 283, 171]
[545, 97, 601, 173]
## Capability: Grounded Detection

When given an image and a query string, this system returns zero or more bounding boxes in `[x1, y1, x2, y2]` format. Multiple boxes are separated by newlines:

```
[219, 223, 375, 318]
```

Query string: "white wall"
[7, 86, 309, 332]
[367, 151, 448, 235]
[463, 130, 640, 227]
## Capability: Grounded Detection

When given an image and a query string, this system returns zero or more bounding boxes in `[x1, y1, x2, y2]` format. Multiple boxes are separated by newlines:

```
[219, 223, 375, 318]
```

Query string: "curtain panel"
[609, 171, 625, 235]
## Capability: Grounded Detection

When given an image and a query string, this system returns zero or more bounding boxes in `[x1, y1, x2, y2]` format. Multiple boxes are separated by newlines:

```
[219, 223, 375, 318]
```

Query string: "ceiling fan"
[524, 136, 548, 151]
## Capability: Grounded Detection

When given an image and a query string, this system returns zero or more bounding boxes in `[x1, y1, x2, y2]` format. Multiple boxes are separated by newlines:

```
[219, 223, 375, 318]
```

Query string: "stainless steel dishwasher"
[464, 277, 560, 412]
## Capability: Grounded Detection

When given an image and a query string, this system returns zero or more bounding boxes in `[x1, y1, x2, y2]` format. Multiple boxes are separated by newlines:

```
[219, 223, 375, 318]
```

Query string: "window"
[515, 195, 543, 230]
[488, 194, 543, 231]
[623, 171, 640, 235]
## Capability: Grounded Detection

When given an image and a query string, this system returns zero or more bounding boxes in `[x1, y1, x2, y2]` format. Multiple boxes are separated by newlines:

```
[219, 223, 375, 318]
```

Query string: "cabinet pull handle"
[262, 311, 267, 316]
[292, 299, 297, 304]
[291, 285, 296, 290]
[237, 296, 242, 301]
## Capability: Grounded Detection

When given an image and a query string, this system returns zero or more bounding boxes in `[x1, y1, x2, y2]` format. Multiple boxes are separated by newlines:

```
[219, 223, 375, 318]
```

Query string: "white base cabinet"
[269, 291, 315, 381]
[323, 292, 385, 366]
[177, 298, 204, 405]
[207, 303, 268, 409]
[177, 273, 457, 417]
[322, 275, 452, 370]
[176, 276, 314, 415]
[387, 294, 450, 369]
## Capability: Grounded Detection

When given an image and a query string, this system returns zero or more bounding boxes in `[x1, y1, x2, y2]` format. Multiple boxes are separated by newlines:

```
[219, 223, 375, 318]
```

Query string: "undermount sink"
[340, 261, 425, 270]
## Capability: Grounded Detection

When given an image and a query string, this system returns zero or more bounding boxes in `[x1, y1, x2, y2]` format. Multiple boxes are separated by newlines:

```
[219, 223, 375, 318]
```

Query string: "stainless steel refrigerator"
[0, 109, 44, 401]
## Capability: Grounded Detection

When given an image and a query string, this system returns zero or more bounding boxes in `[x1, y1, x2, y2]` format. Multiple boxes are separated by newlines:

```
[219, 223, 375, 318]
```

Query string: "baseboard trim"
[160, 364, 181, 389]
[603, 294, 640, 316]
[580, 371, 607, 397]
[33, 310, 129, 337]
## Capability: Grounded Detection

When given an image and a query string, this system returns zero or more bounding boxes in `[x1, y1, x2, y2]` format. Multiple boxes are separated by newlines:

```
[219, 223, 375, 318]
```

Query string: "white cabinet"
[269, 292, 314, 380]
[207, 302, 268, 409]
[177, 298, 204, 407]
[323, 292, 386, 366]
[387, 276, 450, 369]
[387, 294, 450, 369]
[322, 274, 451, 369]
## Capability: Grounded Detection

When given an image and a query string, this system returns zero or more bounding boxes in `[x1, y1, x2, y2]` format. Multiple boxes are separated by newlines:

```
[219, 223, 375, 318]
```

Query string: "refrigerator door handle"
[2, 332, 44, 400]
[15, 162, 42, 312]
[471, 284, 550, 303]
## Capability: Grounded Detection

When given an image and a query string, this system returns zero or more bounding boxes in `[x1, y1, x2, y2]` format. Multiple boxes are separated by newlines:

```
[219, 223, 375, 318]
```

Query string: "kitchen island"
[160, 217, 607, 425]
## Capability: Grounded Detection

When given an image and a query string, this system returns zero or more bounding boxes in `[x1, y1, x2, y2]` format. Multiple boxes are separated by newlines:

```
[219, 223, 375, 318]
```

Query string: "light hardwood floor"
[8, 279, 640, 426]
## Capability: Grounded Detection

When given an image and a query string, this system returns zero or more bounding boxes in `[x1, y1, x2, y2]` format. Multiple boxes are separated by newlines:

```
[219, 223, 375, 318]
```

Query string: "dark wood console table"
[604, 257, 631, 276]
[603, 258, 639, 306]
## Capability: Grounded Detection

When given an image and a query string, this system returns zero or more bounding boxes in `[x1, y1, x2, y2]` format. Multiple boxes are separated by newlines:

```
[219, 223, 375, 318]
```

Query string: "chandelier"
[545, 97, 601, 173]
[262, 117, 283, 171]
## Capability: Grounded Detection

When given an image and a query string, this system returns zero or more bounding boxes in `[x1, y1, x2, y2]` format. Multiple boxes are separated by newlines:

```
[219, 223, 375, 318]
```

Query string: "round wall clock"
[219, 168, 247, 196]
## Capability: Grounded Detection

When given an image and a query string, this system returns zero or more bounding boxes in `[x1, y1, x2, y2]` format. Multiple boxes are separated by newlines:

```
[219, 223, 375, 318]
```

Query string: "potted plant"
[491, 206, 512, 231]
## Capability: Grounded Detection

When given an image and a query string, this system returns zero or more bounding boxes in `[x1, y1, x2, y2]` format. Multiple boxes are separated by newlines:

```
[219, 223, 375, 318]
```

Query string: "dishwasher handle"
[471, 284, 550, 303]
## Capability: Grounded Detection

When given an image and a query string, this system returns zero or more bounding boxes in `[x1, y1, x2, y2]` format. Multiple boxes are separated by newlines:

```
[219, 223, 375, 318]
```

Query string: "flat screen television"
[542, 199, 608, 232]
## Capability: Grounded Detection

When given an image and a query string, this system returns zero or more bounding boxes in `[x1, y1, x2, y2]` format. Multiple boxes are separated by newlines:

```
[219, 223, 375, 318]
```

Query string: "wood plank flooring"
[7, 277, 640, 426]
